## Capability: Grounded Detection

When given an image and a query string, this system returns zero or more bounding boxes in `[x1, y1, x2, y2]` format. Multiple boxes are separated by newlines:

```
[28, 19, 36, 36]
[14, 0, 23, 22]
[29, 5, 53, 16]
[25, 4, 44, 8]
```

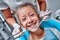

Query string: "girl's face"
[17, 5, 40, 32]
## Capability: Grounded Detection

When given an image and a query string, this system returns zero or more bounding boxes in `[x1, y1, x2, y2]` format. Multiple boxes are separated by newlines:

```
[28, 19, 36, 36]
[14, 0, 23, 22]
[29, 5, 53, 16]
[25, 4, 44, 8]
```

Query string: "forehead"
[17, 5, 36, 16]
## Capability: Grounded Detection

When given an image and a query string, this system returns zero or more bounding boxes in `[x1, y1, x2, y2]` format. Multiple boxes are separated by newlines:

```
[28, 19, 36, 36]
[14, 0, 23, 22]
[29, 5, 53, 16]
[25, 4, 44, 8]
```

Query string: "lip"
[28, 21, 37, 28]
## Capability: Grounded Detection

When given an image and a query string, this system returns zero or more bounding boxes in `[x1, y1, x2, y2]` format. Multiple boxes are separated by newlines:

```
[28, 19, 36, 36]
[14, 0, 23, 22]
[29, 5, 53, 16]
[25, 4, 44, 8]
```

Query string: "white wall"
[46, 0, 60, 18]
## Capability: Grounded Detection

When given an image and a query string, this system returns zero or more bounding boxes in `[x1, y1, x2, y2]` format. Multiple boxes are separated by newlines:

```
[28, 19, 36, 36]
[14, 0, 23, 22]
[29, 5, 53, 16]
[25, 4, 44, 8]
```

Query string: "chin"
[29, 27, 39, 32]
[27, 21, 39, 32]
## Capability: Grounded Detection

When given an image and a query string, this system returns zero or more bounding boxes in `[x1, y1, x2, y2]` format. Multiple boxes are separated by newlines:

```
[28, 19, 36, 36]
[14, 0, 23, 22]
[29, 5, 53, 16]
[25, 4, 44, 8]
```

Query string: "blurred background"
[46, 0, 60, 19]
[0, 0, 60, 40]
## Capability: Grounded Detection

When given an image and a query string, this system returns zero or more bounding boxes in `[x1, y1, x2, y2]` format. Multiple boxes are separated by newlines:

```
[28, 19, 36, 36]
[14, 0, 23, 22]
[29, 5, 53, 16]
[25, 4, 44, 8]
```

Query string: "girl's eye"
[30, 13, 34, 16]
[22, 18, 26, 21]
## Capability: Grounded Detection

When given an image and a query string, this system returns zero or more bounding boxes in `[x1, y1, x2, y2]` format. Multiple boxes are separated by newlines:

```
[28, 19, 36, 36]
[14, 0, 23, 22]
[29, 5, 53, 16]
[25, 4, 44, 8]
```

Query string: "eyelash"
[30, 14, 34, 16]
[22, 18, 26, 21]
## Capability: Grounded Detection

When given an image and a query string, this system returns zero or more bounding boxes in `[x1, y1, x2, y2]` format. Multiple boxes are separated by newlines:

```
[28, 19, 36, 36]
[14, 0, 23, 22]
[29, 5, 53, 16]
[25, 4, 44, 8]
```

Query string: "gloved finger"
[46, 10, 49, 12]
[12, 29, 20, 35]
[44, 10, 52, 16]
[13, 30, 26, 38]
[46, 9, 50, 12]
[43, 16, 49, 20]
[47, 10, 52, 14]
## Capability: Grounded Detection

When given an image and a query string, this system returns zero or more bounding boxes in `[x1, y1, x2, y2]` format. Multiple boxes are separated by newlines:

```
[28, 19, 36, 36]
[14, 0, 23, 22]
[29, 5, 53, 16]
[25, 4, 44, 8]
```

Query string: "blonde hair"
[16, 3, 39, 14]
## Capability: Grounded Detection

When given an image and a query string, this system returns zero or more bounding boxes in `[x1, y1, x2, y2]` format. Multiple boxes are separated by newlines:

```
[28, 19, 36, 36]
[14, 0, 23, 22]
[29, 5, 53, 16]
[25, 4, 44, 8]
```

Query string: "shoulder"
[16, 30, 30, 40]
[44, 28, 58, 40]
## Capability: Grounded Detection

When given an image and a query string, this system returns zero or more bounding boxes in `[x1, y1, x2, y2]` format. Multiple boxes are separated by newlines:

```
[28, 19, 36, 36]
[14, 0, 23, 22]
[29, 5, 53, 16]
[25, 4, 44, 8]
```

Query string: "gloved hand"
[12, 23, 26, 38]
[12, 23, 21, 38]
[39, 10, 52, 27]
[40, 10, 52, 20]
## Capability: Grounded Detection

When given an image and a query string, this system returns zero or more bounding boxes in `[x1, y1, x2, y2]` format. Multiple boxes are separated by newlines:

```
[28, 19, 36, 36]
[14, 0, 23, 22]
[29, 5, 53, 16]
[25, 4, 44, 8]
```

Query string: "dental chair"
[0, 11, 15, 40]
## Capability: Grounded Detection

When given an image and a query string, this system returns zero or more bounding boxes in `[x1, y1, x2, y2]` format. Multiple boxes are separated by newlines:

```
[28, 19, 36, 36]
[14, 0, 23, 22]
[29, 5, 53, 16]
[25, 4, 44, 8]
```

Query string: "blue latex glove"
[41, 19, 60, 31]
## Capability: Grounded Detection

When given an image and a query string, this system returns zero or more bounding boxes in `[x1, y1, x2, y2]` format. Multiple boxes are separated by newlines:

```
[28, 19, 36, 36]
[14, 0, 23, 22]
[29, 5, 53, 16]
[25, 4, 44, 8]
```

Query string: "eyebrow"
[21, 15, 26, 18]
[20, 10, 35, 17]
[28, 11, 35, 14]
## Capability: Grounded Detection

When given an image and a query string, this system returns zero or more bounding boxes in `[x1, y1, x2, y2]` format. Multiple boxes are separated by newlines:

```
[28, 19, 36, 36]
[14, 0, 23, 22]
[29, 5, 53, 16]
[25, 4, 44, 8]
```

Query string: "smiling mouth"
[27, 21, 37, 28]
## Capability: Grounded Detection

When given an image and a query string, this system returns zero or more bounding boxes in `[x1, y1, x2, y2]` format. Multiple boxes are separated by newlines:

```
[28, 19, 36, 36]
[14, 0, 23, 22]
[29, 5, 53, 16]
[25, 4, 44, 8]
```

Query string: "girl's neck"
[29, 28, 44, 40]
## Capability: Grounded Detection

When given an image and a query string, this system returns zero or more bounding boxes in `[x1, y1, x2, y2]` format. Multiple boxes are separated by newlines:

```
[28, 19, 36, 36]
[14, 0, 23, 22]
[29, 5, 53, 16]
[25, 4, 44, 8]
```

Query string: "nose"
[28, 17, 33, 24]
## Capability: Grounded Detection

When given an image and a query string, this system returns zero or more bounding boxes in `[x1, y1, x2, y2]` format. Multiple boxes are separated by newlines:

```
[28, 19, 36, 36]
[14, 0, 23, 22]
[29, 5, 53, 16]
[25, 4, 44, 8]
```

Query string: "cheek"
[20, 21, 27, 28]
[32, 16, 39, 21]
[19, 18, 27, 28]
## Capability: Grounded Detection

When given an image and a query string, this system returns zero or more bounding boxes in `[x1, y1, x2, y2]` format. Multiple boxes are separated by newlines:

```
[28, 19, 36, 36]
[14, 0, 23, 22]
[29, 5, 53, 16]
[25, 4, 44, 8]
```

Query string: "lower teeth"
[32, 26, 39, 29]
